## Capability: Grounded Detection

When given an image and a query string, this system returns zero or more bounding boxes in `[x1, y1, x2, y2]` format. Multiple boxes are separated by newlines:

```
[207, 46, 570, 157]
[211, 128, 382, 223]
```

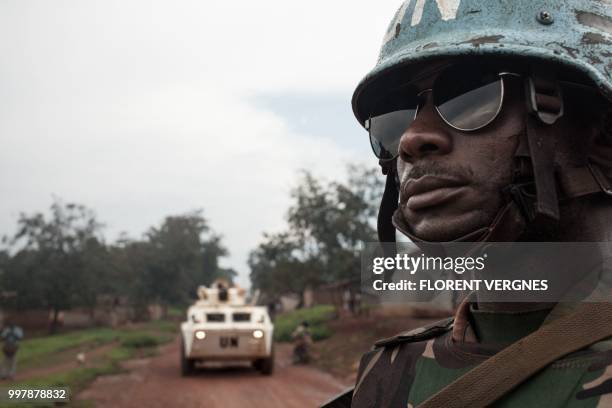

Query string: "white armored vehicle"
[180, 280, 274, 376]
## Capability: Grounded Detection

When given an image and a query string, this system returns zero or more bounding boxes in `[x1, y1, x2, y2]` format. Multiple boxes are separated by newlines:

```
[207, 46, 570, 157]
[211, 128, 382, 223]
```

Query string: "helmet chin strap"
[377, 159, 400, 283]
[377, 158, 399, 244]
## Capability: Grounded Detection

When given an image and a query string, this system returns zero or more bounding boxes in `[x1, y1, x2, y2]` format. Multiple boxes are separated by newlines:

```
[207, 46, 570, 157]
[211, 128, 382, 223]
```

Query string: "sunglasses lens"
[434, 67, 503, 131]
[369, 109, 416, 159]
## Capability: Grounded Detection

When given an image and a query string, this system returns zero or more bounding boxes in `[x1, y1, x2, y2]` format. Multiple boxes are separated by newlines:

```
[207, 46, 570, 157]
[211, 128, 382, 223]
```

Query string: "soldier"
[324, 0, 612, 407]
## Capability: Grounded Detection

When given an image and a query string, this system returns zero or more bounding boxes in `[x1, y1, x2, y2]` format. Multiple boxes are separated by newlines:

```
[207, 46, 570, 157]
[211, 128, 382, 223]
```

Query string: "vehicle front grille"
[206, 313, 225, 322]
[232, 313, 251, 322]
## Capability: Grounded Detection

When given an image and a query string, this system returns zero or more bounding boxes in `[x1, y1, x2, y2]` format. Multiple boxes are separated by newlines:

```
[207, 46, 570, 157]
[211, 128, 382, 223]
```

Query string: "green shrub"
[146, 320, 177, 333]
[310, 325, 333, 341]
[120, 333, 159, 348]
[167, 306, 184, 318]
[106, 346, 132, 361]
[274, 305, 335, 342]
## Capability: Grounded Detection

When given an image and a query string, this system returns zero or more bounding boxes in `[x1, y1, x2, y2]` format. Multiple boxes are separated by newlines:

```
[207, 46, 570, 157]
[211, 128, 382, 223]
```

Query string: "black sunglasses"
[365, 64, 521, 160]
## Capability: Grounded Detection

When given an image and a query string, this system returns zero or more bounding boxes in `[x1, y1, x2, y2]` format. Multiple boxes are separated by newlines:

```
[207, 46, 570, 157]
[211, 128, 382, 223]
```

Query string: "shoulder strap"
[375, 317, 453, 349]
[418, 302, 612, 408]
[320, 387, 354, 408]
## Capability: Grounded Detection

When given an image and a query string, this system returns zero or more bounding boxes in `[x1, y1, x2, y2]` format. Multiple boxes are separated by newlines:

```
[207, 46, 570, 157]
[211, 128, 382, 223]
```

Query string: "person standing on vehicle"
[1, 318, 23, 380]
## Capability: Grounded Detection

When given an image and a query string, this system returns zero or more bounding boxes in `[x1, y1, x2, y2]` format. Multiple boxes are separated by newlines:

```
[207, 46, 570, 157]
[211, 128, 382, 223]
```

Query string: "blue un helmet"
[354, 0, 612, 244]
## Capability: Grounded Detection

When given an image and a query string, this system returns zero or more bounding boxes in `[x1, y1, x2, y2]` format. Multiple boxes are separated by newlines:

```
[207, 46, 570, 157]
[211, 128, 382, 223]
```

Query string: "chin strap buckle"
[527, 72, 564, 125]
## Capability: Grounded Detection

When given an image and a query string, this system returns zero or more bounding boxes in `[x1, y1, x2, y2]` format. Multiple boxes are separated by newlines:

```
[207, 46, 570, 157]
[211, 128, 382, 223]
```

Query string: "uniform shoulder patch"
[374, 317, 454, 349]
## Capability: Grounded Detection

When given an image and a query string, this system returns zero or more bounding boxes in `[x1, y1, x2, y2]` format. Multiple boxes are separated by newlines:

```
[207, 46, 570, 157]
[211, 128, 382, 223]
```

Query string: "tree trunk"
[49, 308, 60, 334]
[88, 305, 96, 327]
[162, 303, 168, 320]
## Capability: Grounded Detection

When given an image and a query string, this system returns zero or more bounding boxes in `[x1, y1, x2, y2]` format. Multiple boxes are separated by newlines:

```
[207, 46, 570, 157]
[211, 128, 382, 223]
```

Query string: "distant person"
[1, 319, 23, 380]
[267, 301, 277, 321]
[291, 321, 312, 364]
[217, 282, 229, 302]
[342, 290, 351, 314]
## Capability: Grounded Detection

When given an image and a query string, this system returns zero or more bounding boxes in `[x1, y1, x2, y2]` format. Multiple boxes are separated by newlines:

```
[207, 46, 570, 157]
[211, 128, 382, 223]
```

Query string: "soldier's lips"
[403, 175, 470, 211]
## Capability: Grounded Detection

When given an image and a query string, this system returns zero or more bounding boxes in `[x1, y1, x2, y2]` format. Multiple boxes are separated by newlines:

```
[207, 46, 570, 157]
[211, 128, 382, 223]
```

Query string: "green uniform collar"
[469, 306, 552, 346]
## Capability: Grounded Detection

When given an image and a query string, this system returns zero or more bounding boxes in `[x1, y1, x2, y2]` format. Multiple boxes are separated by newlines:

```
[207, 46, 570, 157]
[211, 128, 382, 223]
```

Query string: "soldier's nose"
[398, 95, 452, 162]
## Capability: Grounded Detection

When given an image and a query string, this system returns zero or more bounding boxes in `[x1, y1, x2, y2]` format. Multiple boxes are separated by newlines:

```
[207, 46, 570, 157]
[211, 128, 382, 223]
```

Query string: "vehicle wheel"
[258, 348, 274, 376]
[252, 359, 262, 371]
[260, 356, 274, 375]
[181, 338, 195, 376]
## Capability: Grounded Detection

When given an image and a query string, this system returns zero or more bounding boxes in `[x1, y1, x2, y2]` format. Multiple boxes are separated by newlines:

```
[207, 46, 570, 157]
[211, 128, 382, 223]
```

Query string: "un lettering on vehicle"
[219, 336, 239, 348]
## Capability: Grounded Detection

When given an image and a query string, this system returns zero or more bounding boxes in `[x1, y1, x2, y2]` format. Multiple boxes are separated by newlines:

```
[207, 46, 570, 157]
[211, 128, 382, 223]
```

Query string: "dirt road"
[78, 338, 349, 408]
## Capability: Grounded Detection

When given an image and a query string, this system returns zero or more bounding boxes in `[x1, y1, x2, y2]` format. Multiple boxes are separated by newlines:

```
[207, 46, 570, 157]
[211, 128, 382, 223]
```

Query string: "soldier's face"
[396, 65, 524, 241]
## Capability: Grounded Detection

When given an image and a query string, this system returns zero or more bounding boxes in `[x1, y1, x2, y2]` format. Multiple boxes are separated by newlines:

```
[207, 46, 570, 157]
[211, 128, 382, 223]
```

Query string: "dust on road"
[78, 337, 349, 408]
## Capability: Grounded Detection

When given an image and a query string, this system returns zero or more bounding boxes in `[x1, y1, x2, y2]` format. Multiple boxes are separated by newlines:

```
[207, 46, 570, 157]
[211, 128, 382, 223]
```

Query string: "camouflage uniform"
[352, 298, 612, 407]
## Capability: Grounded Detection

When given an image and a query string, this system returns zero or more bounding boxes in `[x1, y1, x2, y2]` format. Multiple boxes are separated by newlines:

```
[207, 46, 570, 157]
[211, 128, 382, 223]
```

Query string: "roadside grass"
[120, 332, 172, 349]
[16, 328, 119, 370]
[144, 319, 177, 333]
[17, 320, 176, 371]
[167, 306, 184, 319]
[1, 351, 129, 408]
[0, 321, 176, 408]
[274, 305, 335, 342]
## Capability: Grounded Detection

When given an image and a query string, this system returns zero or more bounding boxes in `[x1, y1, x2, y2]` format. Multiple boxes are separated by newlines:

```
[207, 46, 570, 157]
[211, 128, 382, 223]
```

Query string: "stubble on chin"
[396, 161, 504, 241]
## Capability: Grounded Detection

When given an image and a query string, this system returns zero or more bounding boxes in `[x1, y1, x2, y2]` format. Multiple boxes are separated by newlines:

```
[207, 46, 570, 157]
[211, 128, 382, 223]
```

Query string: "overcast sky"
[0, 0, 401, 288]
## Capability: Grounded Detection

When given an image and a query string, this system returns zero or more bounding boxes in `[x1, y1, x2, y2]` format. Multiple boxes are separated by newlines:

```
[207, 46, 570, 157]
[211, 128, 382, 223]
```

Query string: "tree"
[0, 249, 45, 310]
[249, 165, 383, 301]
[130, 211, 231, 312]
[215, 267, 238, 284]
[107, 239, 157, 320]
[76, 237, 113, 318]
[6, 200, 106, 332]
[249, 232, 319, 299]
[1, 201, 233, 328]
